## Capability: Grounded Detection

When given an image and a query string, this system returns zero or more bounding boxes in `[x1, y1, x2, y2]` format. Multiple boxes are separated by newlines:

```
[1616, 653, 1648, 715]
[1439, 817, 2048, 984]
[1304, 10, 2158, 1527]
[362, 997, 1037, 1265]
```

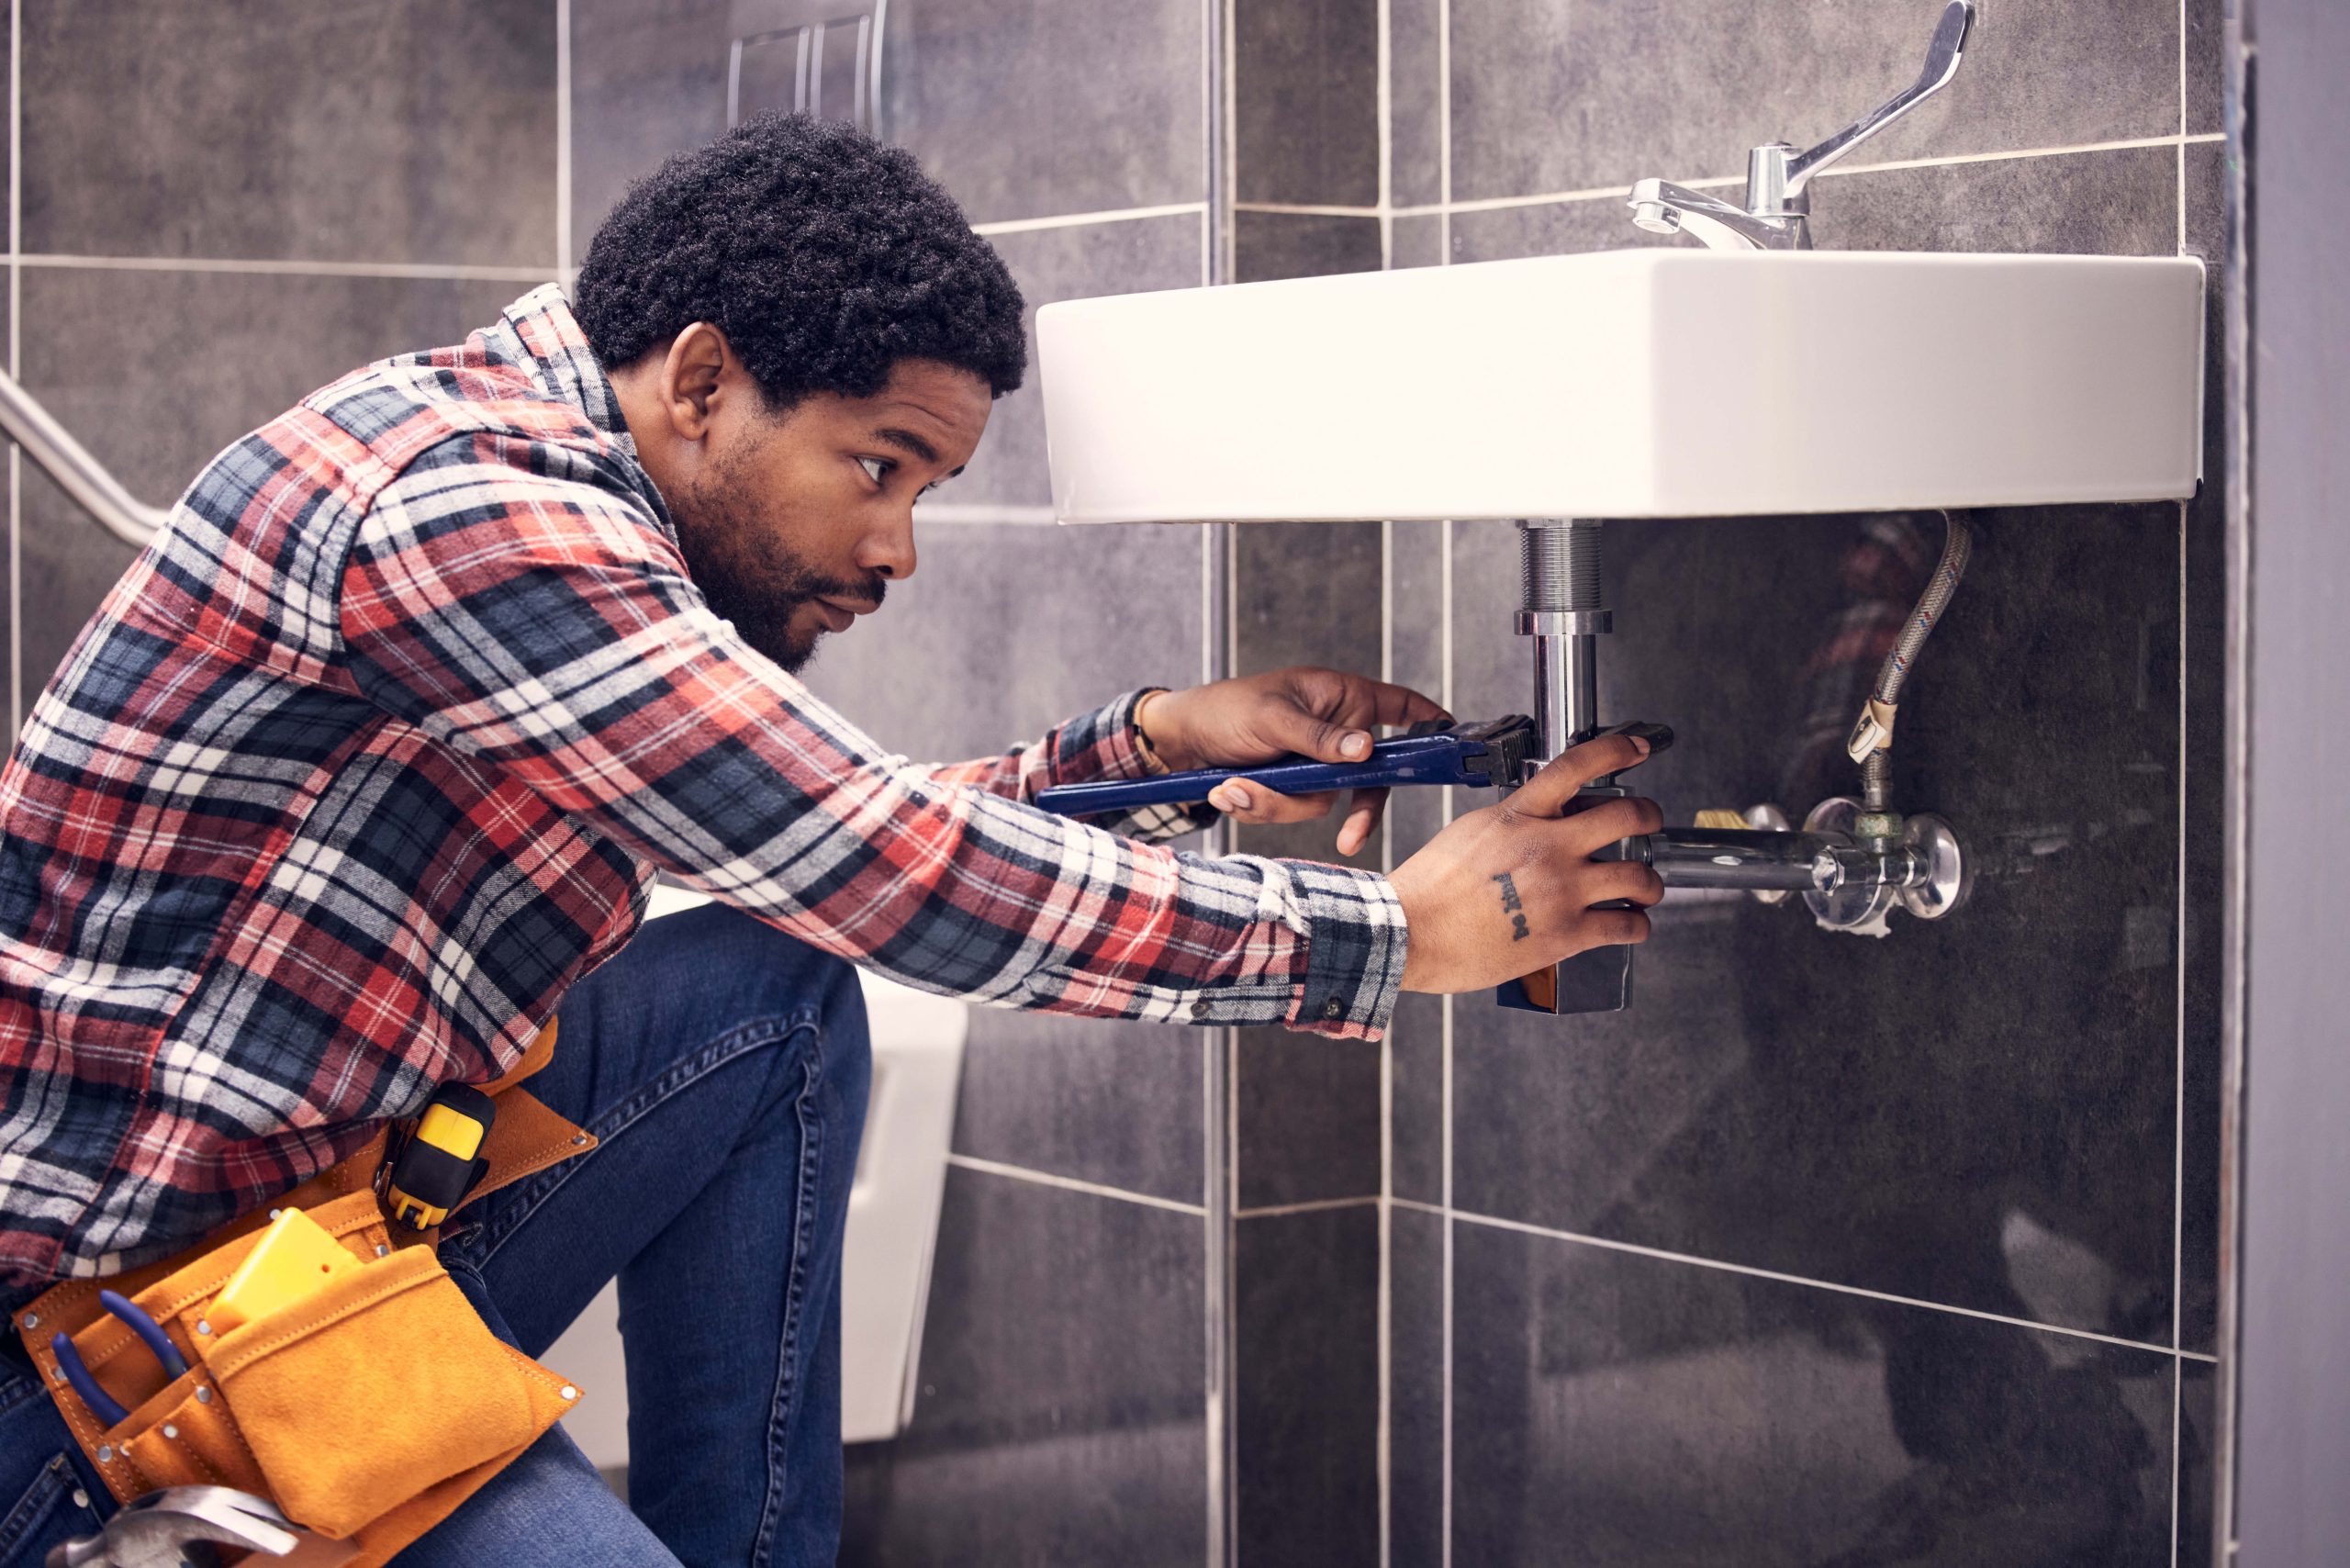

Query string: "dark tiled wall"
[8, 0, 560, 734]
[1232, 0, 2231, 1565]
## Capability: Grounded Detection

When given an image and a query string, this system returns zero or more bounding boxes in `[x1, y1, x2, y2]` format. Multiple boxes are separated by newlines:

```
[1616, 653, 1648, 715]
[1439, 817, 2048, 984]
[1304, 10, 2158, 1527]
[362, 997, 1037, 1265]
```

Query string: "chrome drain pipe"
[1516, 519, 1608, 776]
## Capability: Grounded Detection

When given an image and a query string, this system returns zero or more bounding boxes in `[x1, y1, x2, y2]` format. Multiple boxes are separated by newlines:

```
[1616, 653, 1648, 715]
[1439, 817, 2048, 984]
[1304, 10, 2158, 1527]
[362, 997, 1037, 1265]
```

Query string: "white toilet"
[547, 883, 969, 1464]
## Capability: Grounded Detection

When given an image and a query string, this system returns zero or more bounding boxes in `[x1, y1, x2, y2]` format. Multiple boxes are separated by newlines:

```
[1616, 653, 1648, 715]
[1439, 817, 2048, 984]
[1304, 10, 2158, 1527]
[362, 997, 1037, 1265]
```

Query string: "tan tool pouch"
[12, 1023, 597, 1566]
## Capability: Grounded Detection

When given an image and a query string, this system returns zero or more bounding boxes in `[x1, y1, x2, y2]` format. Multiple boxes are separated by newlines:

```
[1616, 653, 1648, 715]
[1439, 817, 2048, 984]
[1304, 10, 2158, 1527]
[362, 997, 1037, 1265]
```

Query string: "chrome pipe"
[0, 367, 167, 547]
[1639, 828, 1845, 891]
[1516, 519, 1608, 774]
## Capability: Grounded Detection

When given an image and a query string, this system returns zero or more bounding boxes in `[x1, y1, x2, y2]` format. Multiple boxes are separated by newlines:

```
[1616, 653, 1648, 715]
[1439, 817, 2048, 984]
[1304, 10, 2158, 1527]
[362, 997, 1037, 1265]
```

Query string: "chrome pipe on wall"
[0, 367, 166, 548]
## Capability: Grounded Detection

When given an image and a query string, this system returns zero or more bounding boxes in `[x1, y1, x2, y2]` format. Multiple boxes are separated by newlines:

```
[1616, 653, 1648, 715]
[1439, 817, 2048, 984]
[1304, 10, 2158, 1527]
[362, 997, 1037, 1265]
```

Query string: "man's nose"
[856, 509, 918, 583]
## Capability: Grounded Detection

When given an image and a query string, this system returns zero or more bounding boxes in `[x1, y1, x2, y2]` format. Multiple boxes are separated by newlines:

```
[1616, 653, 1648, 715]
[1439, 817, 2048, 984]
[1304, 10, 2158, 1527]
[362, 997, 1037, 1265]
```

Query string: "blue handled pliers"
[1035, 715, 1540, 819]
[51, 1288, 188, 1428]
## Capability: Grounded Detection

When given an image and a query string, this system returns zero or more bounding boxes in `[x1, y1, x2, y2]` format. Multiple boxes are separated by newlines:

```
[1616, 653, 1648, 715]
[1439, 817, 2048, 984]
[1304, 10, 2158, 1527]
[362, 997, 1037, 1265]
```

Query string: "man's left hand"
[1139, 667, 1450, 858]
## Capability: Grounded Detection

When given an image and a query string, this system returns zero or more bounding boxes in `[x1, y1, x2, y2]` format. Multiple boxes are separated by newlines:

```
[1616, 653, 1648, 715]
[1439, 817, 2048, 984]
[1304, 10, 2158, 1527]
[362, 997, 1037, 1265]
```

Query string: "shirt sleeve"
[921, 688, 1220, 845]
[337, 432, 1406, 1040]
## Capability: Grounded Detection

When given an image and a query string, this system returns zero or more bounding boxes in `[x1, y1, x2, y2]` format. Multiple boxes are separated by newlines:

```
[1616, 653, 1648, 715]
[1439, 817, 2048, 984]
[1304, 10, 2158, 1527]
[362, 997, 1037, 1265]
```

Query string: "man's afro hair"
[575, 112, 1026, 407]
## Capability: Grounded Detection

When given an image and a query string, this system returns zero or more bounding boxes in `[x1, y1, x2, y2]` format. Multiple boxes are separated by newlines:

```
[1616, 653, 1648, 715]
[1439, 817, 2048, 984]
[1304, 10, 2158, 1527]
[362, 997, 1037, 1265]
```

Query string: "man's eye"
[857, 456, 890, 486]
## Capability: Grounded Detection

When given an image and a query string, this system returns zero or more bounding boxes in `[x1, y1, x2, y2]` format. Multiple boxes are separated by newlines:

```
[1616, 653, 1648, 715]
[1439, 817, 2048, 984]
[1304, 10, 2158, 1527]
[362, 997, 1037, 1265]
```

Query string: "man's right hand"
[1388, 731, 1666, 994]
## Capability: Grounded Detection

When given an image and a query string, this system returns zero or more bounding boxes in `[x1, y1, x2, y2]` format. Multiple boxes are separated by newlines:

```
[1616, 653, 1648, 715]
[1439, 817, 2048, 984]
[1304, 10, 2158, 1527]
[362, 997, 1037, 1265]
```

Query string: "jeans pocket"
[0, 1453, 101, 1568]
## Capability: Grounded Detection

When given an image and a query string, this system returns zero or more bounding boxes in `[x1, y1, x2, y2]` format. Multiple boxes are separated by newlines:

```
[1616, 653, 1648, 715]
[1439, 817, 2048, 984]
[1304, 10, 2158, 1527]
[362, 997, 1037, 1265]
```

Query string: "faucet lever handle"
[1770, 0, 1974, 203]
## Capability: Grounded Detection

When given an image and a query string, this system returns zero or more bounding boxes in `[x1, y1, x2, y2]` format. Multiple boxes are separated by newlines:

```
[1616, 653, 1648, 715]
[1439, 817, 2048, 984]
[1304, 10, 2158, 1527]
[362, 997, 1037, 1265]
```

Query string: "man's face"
[669, 358, 991, 674]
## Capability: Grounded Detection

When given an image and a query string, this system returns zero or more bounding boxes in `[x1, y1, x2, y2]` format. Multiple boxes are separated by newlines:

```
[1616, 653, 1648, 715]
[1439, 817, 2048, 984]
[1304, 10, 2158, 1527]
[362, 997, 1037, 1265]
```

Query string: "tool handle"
[99, 1288, 187, 1378]
[1035, 731, 1476, 818]
[50, 1331, 128, 1428]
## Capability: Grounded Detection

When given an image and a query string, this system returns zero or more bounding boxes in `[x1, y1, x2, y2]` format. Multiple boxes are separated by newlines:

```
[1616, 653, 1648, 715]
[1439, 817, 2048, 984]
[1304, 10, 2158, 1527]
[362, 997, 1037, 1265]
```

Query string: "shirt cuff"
[1050, 688, 1216, 844]
[1277, 861, 1410, 1040]
[1059, 687, 1165, 783]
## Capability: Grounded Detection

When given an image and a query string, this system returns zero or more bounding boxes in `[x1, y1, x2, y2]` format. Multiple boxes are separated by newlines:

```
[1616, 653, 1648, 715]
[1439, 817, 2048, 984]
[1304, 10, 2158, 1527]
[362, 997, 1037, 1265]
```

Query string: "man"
[0, 115, 1661, 1563]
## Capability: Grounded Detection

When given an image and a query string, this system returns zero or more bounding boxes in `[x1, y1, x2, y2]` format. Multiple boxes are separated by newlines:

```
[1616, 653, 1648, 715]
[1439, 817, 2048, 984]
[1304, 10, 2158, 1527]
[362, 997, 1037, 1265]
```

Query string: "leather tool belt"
[11, 1022, 597, 1566]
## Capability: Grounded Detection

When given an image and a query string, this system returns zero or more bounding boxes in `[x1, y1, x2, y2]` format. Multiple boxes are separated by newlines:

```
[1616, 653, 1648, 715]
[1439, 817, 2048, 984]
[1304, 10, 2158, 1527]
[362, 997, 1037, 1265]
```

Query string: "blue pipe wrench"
[1035, 714, 1540, 818]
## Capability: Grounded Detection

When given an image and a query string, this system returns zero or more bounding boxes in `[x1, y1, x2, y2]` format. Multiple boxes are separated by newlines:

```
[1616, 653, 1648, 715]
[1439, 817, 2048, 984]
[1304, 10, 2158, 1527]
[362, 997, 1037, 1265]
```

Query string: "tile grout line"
[1202, 3, 1234, 1562]
[1234, 1194, 1382, 1220]
[909, 503, 1059, 525]
[1376, 0, 1393, 276]
[13, 253, 563, 282]
[1415, 130, 2230, 218]
[2172, 12, 2189, 1566]
[0, 126, 2239, 297]
[8, 0, 18, 741]
[0, 121, 2236, 297]
[1374, 4, 1395, 1562]
[1235, 200, 1383, 218]
[1393, 1197, 2226, 1363]
[973, 201, 1207, 237]
[555, 0, 572, 279]
[1435, 5, 1452, 1555]
[945, 1153, 1210, 1215]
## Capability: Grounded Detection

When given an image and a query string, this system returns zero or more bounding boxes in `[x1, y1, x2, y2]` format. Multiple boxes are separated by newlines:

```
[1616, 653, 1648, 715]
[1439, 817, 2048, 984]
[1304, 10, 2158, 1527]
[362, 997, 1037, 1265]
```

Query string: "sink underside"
[1036, 248, 2205, 523]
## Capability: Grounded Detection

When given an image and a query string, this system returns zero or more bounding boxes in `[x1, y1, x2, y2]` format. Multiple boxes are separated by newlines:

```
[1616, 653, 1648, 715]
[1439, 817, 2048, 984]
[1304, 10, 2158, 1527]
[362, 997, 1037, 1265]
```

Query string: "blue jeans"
[0, 904, 870, 1568]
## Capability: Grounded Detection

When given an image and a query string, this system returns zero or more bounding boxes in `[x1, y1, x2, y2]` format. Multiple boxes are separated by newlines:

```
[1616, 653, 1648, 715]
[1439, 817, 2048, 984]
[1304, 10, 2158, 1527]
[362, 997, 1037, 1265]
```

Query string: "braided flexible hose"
[1861, 511, 1973, 813]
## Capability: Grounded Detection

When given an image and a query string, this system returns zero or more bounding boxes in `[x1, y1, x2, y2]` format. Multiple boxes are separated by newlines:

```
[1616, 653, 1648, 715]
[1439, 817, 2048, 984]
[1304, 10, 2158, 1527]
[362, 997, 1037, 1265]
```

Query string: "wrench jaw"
[49, 1486, 308, 1568]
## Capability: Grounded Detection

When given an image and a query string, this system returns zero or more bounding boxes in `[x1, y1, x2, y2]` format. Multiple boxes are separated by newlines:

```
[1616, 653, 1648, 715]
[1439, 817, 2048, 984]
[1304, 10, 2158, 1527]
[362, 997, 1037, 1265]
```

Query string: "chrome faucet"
[1627, 0, 1975, 252]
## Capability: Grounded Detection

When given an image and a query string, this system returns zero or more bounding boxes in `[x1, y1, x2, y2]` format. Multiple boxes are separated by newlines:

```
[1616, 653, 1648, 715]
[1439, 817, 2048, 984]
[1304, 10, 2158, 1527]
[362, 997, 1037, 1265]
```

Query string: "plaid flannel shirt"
[0, 285, 1406, 1283]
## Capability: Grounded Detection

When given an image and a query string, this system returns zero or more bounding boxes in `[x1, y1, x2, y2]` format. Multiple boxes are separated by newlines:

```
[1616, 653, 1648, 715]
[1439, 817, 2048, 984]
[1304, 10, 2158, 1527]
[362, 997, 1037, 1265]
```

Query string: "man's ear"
[657, 322, 732, 440]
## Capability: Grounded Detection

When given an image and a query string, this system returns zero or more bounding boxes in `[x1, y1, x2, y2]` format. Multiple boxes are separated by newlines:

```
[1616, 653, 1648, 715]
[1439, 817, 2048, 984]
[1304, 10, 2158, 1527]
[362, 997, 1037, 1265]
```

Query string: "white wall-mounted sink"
[1036, 249, 2205, 522]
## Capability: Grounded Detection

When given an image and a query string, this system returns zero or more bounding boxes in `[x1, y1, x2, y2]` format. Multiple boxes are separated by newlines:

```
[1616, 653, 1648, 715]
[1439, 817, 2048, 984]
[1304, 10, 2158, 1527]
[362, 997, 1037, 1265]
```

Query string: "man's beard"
[669, 457, 887, 676]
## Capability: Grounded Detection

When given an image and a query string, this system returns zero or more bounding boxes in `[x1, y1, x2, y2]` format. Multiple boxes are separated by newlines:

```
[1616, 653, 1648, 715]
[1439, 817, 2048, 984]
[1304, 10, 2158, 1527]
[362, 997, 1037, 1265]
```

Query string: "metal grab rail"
[0, 366, 167, 547]
[726, 0, 888, 135]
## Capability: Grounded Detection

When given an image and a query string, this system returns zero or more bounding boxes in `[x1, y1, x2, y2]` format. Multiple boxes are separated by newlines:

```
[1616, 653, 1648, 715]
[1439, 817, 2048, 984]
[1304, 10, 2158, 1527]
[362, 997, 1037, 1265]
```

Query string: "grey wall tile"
[802, 521, 1207, 762]
[885, 0, 1205, 226]
[1232, 521, 1385, 678]
[2187, 0, 2225, 136]
[1390, 0, 1445, 209]
[1443, 506, 2187, 1341]
[1236, 1204, 1380, 1565]
[1237, 0, 1381, 207]
[1233, 210, 1385, 283]
[1236, 1027, 1382, 1208]
[1447, 195, 1642, 263]
[1390, 212, 1446, 270]
[2178, 1359, 2216, 1568]
[943, 214, 1204, 512]
[950, 1012, 1204, 1205]
[569, 0, 733, 264]
[1390, 991, 1444, 1206]
[1448, 0, 2184, 204]
[24, 0, 557, 266]
[1450, 1221, 2177, 1566]
[1389, 1204, 1446, 1566]
[1809, 144, 2182, 255]
[843, 1168, 1207, 1564]
[575, 0, 1205, 245]
[16, 268, 523, 714]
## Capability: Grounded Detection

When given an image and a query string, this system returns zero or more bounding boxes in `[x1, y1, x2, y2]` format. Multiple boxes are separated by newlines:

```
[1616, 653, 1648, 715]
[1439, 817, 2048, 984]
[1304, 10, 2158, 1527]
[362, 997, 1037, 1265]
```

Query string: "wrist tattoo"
[1492, 872, 1531, 941]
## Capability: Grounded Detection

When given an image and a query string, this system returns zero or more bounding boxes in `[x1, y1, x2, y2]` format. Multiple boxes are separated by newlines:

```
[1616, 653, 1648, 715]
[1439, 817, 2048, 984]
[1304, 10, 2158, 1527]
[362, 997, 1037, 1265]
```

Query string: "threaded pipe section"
[1520, 520, 1603, 612]
[1862, 750, 1892, 814]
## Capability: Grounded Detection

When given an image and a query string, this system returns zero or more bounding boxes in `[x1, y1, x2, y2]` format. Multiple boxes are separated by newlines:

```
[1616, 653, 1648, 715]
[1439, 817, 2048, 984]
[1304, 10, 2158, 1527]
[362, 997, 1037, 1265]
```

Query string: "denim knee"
[657, 904, 870, 1119]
